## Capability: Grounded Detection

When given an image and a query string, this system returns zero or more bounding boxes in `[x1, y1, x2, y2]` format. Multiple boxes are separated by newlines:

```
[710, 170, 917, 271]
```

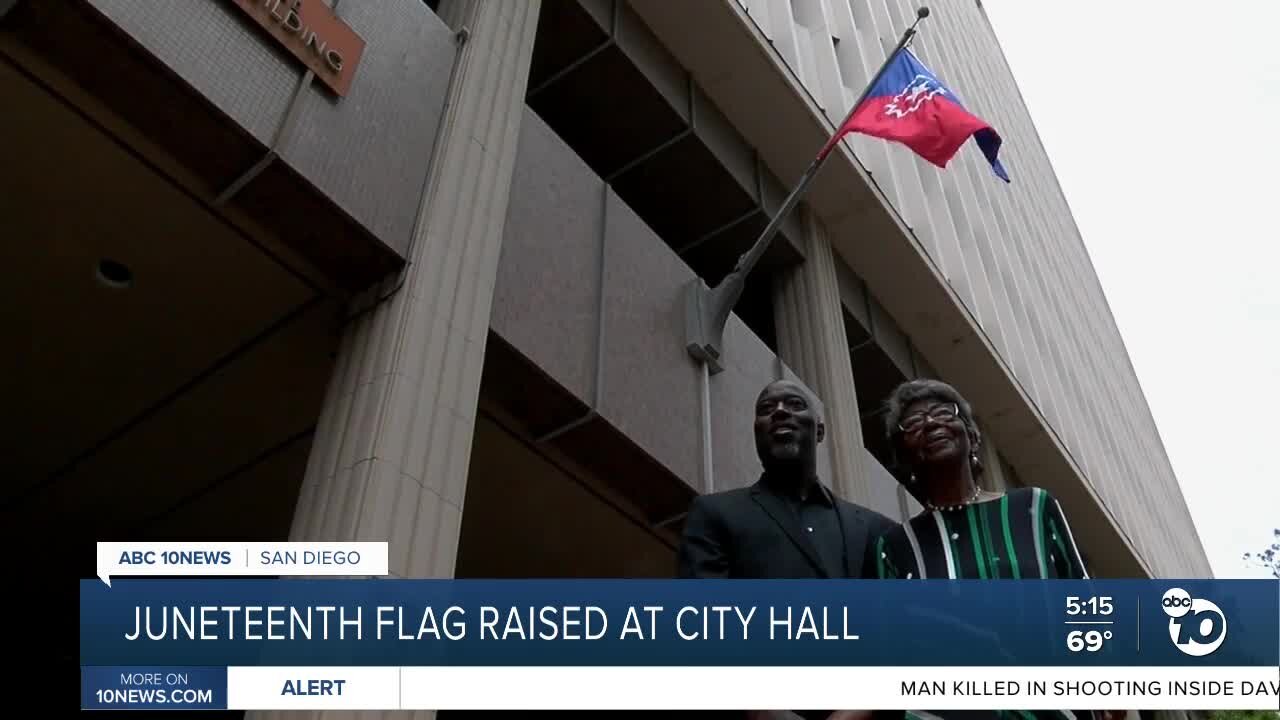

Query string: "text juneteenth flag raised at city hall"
[80, 571, 1280, 711]
[823, 47, 1010, 183]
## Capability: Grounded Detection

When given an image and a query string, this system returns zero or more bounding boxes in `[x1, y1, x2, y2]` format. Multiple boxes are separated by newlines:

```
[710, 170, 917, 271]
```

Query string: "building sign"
[230, 0, 365, 97]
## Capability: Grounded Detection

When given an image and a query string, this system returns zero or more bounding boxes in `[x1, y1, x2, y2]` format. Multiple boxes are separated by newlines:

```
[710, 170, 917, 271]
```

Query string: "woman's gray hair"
[884, 378, 983, 477]
[883, 379, 975, 437]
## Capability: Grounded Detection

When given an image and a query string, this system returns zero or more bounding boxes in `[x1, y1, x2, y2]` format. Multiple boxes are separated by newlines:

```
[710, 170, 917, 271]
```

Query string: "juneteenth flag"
[680, 10, 1006, 375]
[823, 47, 1009, 183]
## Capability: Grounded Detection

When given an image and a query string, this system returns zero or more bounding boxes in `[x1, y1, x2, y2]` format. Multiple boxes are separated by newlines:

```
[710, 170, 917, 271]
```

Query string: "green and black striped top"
[875, 487, 1089, 581]
[879, 488, 1093, 720]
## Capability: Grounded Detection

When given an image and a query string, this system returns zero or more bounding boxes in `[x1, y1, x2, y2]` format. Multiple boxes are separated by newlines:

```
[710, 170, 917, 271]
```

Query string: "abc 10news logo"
[1161, 587, 1227, 657]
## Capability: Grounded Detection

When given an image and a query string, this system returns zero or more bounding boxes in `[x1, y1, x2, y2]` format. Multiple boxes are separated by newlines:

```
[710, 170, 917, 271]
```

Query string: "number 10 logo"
[1162, 587, 1227, 657]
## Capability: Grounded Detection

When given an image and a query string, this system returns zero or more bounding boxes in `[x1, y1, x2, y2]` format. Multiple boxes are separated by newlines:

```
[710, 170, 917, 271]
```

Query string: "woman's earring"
[908, 473, 917, 484]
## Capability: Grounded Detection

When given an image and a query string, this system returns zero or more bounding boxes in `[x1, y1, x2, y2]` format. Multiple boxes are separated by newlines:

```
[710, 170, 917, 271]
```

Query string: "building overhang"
[0, 0, 455, 295]
[628, 0, 1153, 579]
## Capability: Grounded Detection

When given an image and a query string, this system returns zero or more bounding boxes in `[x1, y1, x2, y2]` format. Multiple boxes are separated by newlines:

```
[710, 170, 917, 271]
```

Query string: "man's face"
[753, 380, 824, 470]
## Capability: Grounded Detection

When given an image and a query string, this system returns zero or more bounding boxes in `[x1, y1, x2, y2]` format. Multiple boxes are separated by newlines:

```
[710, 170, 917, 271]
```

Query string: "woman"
[874, 379, 1113, 720]
[875, 378, 1088, 582]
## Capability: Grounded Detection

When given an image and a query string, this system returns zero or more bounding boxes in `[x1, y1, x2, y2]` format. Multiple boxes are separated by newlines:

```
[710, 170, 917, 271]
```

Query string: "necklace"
[926, 485, 982, 512]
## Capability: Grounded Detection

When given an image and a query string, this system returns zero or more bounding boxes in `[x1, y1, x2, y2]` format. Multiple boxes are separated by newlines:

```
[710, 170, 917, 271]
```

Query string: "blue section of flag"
[973, 127, 1009, 182]
[81, 666, 227, 710]
[80, 579, 1278, 667]
[866, 48, 955, 103]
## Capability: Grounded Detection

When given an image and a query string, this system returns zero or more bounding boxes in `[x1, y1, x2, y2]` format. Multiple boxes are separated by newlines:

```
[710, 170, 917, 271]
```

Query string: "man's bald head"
[753, 379, 824, 477]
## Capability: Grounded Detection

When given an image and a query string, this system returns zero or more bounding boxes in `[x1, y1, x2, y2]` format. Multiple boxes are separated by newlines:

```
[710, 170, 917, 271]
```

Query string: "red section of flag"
[842, 93, 990, 169]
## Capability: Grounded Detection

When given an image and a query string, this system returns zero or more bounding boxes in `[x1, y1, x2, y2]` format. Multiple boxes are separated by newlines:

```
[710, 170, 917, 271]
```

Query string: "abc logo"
[1162, 588, 1226, 657]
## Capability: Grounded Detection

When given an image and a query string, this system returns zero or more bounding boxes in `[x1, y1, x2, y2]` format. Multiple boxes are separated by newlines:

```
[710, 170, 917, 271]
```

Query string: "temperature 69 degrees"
[1065, 595, 1114, 653]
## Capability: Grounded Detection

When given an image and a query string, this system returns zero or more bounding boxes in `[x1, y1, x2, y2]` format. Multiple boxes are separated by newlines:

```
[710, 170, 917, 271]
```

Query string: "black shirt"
[760, 473, 845, 577]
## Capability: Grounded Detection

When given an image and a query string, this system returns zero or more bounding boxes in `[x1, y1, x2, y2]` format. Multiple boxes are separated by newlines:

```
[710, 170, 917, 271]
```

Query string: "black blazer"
[676, 478, 898, 579]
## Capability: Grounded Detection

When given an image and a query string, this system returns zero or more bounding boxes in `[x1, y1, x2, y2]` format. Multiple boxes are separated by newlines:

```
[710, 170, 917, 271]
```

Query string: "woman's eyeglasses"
[898, 402, 960, 434]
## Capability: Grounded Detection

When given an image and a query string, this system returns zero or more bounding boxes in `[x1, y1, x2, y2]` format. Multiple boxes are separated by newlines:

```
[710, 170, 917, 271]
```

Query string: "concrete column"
[772, 208, 872, 505]
[977, 426, 1009, 492]
[251, 4, 538, 717]
[287, 0, 540, 572]
[289, 0, 539, 566]
[897, 485, 923, 522]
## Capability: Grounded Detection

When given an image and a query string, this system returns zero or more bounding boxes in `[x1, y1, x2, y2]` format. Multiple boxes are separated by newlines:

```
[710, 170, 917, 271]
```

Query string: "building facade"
[6, 0, 1211, 695]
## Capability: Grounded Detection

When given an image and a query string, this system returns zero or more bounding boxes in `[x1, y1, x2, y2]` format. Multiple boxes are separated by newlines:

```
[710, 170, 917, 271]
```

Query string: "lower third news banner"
[80, 579, 1279, 711]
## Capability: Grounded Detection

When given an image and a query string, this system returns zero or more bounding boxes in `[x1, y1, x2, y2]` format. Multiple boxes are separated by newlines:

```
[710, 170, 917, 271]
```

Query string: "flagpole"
[685, 6, 931, 373]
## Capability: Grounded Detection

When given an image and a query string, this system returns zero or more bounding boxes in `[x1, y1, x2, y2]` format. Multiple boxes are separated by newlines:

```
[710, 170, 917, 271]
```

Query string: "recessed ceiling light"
[96, 259, 133, 289]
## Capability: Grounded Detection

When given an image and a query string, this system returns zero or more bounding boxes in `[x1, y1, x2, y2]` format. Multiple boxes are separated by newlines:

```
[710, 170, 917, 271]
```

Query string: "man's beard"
[763, 445, 807, 474]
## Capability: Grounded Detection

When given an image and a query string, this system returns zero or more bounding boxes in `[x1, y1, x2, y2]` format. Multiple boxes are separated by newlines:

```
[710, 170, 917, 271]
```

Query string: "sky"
[980, 1, 1279, 578]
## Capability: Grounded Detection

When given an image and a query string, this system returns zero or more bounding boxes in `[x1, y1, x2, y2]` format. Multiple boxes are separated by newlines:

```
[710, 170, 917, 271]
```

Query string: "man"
[678, 379, 898, 581]
[677, 379, 899, 720]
